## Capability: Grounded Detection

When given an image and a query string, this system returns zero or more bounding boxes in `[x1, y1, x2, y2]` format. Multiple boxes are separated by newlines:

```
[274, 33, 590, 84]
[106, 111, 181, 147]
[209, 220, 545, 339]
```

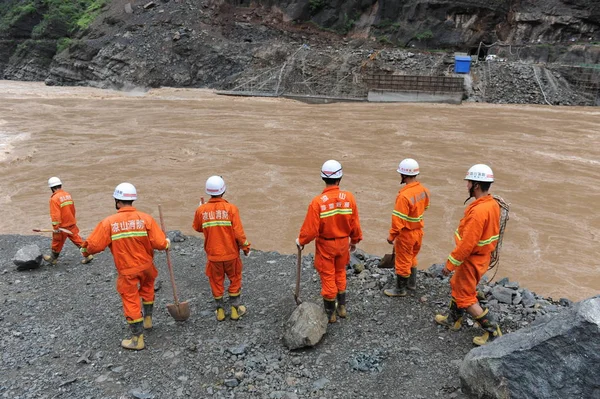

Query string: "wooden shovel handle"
[294, 246, 302, 305]
[158, 205, 180, 305]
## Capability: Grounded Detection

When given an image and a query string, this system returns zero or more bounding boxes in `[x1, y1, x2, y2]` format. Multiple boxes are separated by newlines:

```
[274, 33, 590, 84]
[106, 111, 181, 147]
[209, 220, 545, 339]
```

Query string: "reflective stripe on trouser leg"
[116, 273, 144, 323]
[450, 255, 490, 309]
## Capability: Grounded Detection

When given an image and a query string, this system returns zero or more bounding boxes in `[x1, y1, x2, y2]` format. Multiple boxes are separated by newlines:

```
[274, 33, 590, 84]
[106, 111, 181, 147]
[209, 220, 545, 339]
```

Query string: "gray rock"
[124, 3, 133, 14]
[312, 377, 330, 390]
[496, 277, 510, 286]
[227, 344, 247, 356]
[13, 244, 43, 271]
[460, 297, 600, 399]
[130, 390, 154, 399]
[521, 289, 536, 308]
[224, 378, 238, 387]
[283, 302, 328, 350]
[505, 281, 520, 290]
[350, 253, 364, 274]
[559, 298, 573, 307]
[512, 292, 522, 306]
[491, 286, 514, 304]
[168, 230, 187, 242]
[426, 263, 445, 278]
[270, 392, 299, 399]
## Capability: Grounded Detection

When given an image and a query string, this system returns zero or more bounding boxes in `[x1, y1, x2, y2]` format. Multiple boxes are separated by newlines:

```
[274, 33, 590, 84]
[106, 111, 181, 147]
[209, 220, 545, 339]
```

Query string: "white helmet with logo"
[205, 176, 226, 196]
[465, 164, 494, 182]
[48, 177, 62, 188]
[397, 158, 419, 176]
[320, 160, 343, 179]
[113, 182, 138, 200]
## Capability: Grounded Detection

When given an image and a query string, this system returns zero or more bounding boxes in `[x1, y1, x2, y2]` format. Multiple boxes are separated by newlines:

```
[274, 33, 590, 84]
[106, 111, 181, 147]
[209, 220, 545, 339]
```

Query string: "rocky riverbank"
[0, 233, 575, 398]
[1, 0, 599, 105]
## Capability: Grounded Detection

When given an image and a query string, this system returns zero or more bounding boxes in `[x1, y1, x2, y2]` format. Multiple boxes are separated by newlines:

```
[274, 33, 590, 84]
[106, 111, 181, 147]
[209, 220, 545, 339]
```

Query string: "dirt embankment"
[0, 233, 572, 398]
[1, 0, 599, 105]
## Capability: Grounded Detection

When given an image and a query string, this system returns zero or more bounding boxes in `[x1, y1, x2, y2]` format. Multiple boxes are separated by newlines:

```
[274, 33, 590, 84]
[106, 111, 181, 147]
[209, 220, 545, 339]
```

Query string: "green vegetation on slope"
[0, 0, 108, 53]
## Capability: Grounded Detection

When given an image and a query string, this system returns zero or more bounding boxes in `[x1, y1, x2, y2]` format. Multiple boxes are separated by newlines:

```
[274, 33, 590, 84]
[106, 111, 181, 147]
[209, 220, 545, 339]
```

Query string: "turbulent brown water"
[1, 81, 598, 301]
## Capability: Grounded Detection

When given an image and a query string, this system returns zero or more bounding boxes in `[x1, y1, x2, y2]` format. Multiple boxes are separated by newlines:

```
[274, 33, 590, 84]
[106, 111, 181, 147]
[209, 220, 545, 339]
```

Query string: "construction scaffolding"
[363, 74, 464, 94]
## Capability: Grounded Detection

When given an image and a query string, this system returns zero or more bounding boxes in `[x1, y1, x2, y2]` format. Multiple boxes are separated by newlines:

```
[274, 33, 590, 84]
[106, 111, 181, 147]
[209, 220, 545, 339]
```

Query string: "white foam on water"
[0, 131, 31, 163]
[534, 150, 600, 166]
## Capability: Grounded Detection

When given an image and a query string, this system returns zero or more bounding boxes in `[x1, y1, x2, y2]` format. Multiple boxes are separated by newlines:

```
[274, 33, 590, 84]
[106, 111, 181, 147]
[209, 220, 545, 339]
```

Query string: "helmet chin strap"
[464, 182, 477, 204]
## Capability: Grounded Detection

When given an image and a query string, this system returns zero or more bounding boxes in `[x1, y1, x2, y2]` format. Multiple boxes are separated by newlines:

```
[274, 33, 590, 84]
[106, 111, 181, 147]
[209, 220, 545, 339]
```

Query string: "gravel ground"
[0, 233, 564, 399]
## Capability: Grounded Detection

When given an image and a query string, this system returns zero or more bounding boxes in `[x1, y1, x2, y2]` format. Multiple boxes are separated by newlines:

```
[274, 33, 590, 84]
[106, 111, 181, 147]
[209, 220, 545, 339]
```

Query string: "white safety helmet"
[48, 177, 62, 188]
[320, 160, 343, 179]
[205, 175, 226, 196]
[113, 182, 138, 200]
[397, 158, 420, 176]
[465, 164, 494, 182]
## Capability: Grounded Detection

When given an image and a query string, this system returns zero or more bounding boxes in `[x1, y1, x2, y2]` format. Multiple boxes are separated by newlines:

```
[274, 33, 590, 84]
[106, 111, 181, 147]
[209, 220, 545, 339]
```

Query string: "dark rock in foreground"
[460, 297, 600, 399]
[282, 301, 328, 350]
[12, 244, 43, 271]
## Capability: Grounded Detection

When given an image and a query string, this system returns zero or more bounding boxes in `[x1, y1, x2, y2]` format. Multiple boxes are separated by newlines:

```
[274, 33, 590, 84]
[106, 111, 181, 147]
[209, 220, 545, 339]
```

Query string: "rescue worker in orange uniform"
[384, 159, 430, 297]
[435, 164, 502, 346]
[43, 177, 93, 265]
[297, 160, 363, 323]
[80, 183, 170, 350]
[192, 176, 251, 322]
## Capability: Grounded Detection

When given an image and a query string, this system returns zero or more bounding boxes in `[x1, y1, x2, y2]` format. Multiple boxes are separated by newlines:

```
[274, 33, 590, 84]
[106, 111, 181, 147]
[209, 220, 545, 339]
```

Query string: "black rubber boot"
[323, 299, 337, 323]
[143, 302, 153, 330]
[384, 275, 408, 297]
[473, 308, 503, 346]
[435, 298, 465, 331]
[337, 291, 347, 318]
[407, 267, 417, 290]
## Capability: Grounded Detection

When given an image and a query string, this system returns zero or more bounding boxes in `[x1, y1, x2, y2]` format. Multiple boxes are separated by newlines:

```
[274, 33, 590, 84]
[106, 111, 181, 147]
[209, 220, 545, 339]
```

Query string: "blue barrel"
[454, 56, 471, 74]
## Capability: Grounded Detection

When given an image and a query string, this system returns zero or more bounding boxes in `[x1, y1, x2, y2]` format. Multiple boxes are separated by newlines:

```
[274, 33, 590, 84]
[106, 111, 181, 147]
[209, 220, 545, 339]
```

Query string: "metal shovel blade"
[166, 301, 190, 321]
[378, 253, 395, 269]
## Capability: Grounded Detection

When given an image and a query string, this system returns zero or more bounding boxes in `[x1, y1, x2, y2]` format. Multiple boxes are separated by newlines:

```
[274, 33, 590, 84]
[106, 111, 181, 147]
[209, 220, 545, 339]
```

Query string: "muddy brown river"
[0, 81, 598, 301]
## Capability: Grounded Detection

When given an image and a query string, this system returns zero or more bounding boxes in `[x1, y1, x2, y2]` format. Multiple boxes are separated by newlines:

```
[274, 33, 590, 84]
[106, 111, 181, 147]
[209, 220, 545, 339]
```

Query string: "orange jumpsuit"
[299, 186, 363, 300]
[446, 195, 500, 308]
[49, 189, 85, 255]
[192, 198, 250, 300]
[387, 182, 430, 277]
[81, 207, 169, 323]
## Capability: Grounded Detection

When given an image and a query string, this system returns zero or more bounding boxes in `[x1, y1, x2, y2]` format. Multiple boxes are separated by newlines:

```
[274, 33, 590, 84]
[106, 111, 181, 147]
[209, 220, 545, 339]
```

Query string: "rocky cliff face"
[0, 0, 598, 105]
[232, 0, 600, 47]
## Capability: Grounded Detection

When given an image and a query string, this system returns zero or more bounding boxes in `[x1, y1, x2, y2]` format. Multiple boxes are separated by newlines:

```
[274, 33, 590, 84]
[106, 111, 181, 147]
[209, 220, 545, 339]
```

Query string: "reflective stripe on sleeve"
[60, 201, 73, 207]
[392, 210, 423, 223]
[448, 255, 462, 267]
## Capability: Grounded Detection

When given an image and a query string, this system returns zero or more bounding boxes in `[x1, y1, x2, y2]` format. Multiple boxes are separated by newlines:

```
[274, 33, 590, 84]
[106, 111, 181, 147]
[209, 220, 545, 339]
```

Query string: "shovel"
[378, 248, 395, 269]
[158, 204, 190, 322]
[33, 227, 73, 235]
[293, 246, 303, 305]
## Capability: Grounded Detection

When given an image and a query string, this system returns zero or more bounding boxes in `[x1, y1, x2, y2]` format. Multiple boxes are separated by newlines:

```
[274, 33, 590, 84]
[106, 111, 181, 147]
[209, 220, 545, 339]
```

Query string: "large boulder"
[460, 297, 600, 399]
[13, 244, 43, 271]
[283, 302, 328, 350]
